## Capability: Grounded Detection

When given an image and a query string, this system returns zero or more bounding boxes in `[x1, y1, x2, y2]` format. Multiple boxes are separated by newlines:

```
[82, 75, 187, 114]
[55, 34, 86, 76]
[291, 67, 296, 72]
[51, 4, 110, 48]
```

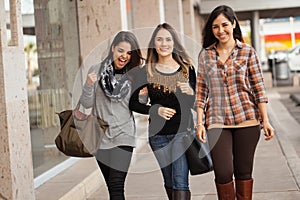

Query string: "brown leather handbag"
[55, 102, 108, 157]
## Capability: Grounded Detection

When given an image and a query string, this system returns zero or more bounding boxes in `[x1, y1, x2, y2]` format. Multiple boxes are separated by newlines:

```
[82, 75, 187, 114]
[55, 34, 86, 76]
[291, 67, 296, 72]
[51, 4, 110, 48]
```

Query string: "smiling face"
[212, 13, 236, 45]
[154, 28, 174, 58]
[112, 41, 132, 70]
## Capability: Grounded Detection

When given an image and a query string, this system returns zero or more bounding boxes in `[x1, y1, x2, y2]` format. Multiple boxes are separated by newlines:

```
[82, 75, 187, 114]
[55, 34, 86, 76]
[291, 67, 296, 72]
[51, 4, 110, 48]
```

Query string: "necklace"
[148, 66, 187, 93]
[217, 45, 235, 64]
[217, 40, 236, 55]
[155, 63, 180, 74]
[217, 46, 234, 54]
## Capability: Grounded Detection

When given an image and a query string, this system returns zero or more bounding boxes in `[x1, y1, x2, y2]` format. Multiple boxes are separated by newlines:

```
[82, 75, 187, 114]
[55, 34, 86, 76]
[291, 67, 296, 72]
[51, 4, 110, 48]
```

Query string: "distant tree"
[24, 42, 37, 84]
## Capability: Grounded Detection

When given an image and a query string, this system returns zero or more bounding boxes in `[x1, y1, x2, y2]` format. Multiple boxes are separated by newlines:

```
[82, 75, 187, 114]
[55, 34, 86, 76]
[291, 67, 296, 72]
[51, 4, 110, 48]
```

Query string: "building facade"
[1, 0, 300, 199]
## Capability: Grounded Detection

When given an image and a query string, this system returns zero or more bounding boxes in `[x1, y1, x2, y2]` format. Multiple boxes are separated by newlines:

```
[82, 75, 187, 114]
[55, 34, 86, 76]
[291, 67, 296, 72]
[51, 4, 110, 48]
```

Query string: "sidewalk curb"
[268, 93, 300, 189]
[35, 157, 103, 200]
[35, 115, 148, 200]
[60, 169, 102, 200]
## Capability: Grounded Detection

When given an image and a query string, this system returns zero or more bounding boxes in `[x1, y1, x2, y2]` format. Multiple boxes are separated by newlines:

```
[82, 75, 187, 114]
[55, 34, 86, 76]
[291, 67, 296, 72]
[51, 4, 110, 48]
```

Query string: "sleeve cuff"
[256, 96, 268, 104]
[195, 100, 206, 109]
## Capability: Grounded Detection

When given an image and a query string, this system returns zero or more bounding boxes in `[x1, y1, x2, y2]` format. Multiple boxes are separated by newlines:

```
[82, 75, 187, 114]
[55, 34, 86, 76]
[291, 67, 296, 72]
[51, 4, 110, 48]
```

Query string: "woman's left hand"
[196, 124, 206, 143]
[158, 107, 176, 120]
[177, 82, 194, 95]
[263, 121, 275, 141]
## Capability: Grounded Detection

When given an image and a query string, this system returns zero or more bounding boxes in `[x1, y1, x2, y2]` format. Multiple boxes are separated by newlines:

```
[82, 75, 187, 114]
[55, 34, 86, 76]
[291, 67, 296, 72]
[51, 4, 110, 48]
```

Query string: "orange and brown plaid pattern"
[196, 40, 268, 127]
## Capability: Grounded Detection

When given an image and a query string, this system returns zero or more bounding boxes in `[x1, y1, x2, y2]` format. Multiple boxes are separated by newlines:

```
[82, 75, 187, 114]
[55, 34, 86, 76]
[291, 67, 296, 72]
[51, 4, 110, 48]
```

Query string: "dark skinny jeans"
[208, 125, 260, 184]
[96, 146, 133, 200]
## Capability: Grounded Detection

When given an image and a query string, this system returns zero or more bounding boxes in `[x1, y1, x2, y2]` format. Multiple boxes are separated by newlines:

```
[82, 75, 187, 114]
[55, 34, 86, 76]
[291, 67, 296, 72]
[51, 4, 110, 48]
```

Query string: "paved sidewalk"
[88, 89, 300, 200]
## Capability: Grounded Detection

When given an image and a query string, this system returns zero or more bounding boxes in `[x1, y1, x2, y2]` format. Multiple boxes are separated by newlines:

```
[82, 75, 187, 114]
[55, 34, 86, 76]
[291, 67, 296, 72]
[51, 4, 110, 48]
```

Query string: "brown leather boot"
[165, 187, 173, 200]
[173, 190, 191, 200]
[235, 179, 253, 200]
[215, 180, 235, 200]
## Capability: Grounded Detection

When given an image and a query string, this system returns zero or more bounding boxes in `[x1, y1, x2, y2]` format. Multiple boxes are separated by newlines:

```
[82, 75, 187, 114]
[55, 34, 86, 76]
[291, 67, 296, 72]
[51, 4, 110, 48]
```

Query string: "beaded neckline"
[147, 66, 188, 93]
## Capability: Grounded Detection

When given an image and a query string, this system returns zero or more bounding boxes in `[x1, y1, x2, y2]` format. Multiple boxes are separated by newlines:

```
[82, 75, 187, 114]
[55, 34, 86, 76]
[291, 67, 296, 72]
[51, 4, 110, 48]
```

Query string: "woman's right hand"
[86, 71, 97, 86]
[158, 107, 176, 120]
[196, 124, 206, 143]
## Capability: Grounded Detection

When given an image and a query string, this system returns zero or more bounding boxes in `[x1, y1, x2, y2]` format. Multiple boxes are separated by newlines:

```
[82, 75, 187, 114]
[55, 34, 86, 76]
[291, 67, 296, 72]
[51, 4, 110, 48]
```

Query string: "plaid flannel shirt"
[196, 40, 268, 127]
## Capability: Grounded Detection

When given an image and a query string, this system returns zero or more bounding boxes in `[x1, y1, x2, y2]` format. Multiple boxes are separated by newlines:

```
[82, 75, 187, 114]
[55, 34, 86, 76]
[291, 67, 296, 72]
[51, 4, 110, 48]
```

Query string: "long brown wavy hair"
[146, 23, 192, 77]
[202, 5, 244, 48]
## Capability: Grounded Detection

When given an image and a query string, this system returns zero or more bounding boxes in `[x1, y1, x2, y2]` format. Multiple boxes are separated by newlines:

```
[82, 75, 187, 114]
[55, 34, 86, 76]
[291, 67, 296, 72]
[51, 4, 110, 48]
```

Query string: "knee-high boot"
[173, 190, 191, 200]
[215, 180, 235, 200]
[235, 179, 253, 200]
[165, 187, 173, 200]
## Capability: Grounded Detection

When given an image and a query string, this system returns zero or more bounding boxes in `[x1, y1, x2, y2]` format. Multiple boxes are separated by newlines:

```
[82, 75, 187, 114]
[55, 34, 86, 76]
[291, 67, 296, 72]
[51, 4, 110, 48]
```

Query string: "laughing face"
[112, 41, 132, 70]
[154, 28, 174, 58]
[212, 13, 236, 45]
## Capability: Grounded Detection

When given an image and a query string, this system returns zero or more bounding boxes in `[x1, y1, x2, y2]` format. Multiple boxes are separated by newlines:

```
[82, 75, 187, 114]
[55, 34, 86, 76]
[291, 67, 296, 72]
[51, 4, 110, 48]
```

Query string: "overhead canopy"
[198, 0, 300, 20]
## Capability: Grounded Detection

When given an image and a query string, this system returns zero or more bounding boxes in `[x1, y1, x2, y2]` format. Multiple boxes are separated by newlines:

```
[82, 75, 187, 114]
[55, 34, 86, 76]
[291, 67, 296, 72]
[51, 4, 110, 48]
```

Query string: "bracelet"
[195, 123, 203, 128]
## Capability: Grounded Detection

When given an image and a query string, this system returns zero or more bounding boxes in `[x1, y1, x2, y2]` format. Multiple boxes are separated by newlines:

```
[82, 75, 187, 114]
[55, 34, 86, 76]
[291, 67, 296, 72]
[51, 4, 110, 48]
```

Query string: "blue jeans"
[149, 132, 189, 191]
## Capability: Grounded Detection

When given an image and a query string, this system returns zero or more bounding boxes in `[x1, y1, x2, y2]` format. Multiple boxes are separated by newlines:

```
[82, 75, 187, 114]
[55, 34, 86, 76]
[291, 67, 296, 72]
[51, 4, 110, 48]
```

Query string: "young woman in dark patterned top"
[129, 23, 196, 200]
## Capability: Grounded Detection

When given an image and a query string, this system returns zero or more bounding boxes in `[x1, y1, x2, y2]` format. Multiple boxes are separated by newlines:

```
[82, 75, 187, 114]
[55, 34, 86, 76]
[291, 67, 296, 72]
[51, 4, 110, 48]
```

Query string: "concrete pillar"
[263, 72, 273, 88]
[164, 0, 184, 33]
[292, 74, 299, 86]
[130, 0, 161, 49]
[251, 11, 261, 57]
[0, 0, 35, 199]
[182, 0, 196, 40]
[34, 0, 79, 94]
[131, 0, 160, 28]
[33, 0, 80, 154]
[193, 2, 204, 46]
[34, 0, 124, 95]
[182, 0, 199, 65]
[76, 0, 123, 67]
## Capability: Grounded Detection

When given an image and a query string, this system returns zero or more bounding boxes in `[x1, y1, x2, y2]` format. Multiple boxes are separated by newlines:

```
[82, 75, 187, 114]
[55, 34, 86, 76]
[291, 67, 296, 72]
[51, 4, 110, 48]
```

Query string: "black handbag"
[183, 116, 213, 175]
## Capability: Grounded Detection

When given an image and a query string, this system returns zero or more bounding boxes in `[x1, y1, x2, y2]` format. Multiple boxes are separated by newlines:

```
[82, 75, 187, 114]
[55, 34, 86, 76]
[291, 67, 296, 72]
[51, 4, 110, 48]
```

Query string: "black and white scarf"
[99, 59, 130, 101]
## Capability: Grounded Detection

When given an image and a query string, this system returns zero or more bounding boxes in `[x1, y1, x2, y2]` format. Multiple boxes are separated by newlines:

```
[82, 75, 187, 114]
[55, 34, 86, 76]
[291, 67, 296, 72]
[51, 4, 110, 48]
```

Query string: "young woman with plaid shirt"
[195, 5, 275, 200]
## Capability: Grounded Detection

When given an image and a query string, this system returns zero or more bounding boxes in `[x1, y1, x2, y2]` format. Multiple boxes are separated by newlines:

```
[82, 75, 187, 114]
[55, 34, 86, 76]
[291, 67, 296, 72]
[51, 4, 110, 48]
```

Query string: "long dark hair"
[103, 31, 143, 72]
[202, 5, 244, 48]
[146, 23, 192, 76]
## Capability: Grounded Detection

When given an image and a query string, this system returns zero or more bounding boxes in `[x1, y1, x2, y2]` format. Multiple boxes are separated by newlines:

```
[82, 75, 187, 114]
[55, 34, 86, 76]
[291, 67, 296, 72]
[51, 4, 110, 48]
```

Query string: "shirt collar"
[205, 39, 243, 50]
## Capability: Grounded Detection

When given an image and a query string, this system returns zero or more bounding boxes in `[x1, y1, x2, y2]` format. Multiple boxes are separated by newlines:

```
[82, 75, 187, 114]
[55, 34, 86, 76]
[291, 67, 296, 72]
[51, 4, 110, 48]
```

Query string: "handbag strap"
[75, 101, 81, 110]
[76, 91, 96, 116]
[187, 111, 193, 132]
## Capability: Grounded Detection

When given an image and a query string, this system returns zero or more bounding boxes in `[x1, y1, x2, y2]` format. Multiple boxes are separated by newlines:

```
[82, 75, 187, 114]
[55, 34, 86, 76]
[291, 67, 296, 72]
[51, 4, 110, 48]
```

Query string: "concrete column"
[292, 74, 299, 86]
[34, 0, 79, 93]
[130, 0, 161, 49]
[34, 0, 79, 151]
[182, 0, 196, 40]
[0, 0, 35, 199]
[34, 0, 124, 96]
[194, 2, 204, 46]
[182, 0, 199, 65]
[76, 0, 123, 68]
[251, 11, 261, 57]
[164, 0, 184, 33]
[131, 0, 160, 28]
